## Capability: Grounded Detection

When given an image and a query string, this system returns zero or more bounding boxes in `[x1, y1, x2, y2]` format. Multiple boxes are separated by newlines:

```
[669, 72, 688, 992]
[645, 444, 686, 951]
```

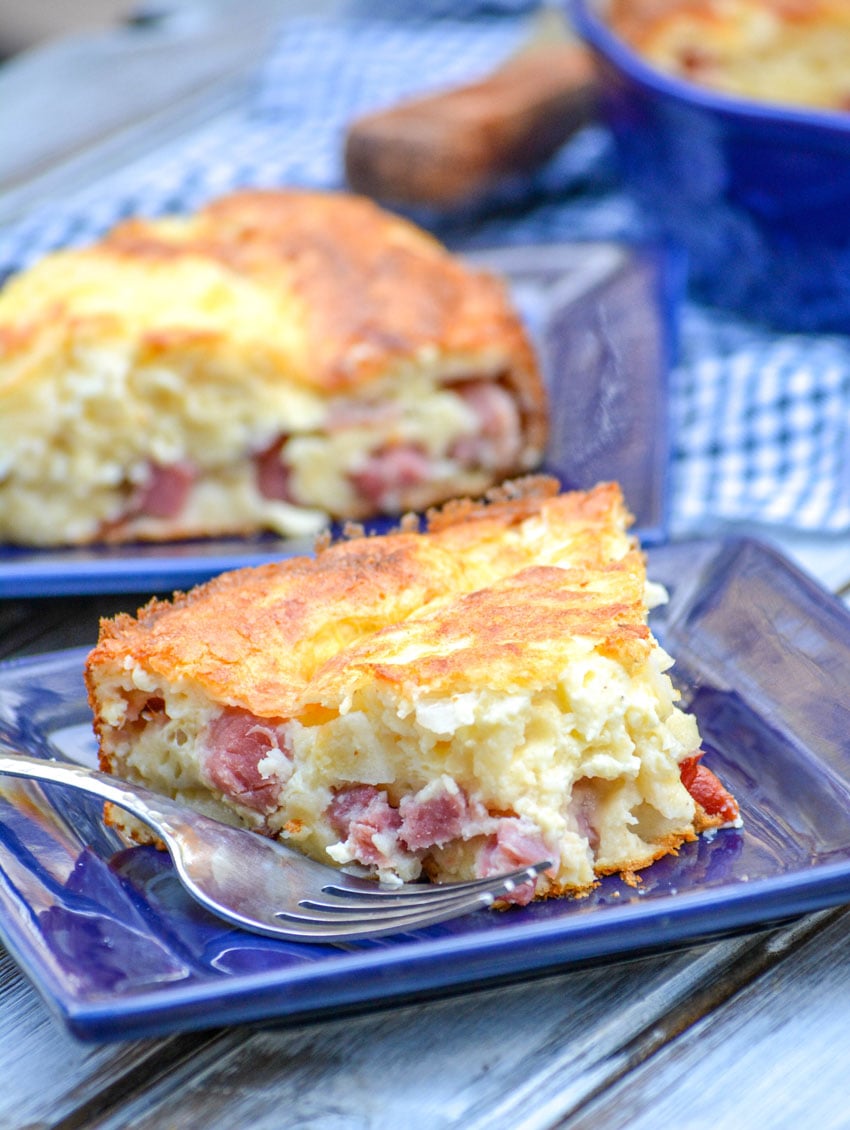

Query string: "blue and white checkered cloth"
[1, 6, 848, 537]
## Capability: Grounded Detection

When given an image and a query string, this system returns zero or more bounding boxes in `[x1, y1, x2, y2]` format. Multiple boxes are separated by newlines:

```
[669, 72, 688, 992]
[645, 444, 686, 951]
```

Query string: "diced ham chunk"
[326, 399, 401, 431]
[449, 380, 522, 471]
[349, 444, 432, 510]
[398, 780, 467, 851]
[327, 785, 390, 836]
[203, 709, 292, 812]
[328, 780, 496, 872]
[136, 460, 196, 519]
[680, 754, 740, 824]
[328, 781, 545, 900]
[327, 785, 405, 869]
[255, 436, 295, 502]
[569, 779, 601, 853]
[476, 816, 549, 906]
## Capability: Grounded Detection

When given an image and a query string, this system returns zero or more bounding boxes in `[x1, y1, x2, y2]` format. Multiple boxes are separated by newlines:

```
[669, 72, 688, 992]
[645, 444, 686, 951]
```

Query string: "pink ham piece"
[328, 780, 491, 870]
[569, 779, 601, 853]
[135, 460, 196, 519]
[327, 785, 394, 836]
[327, 785, 406, 869]
[325, 399, 401, 431]
[328, 783, 547, 902]
[203, 709, 292, 813]
[348, 443, 432, 510]
[449, 380, 523, 470]
[398, 781, 468, 851]
[255, 379, 523, 514]
[255, 436, 295, 502]
[330, 780, 495, 867]
[476, 816, 549, 905]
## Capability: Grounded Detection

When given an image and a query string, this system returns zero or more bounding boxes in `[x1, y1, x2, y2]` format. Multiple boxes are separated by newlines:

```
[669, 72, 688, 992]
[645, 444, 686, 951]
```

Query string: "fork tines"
[273, 861, 551, 939]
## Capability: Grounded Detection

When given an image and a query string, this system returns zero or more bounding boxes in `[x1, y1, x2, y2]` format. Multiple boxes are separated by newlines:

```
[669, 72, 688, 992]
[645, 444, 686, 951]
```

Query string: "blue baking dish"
[569, 0, 850, 331]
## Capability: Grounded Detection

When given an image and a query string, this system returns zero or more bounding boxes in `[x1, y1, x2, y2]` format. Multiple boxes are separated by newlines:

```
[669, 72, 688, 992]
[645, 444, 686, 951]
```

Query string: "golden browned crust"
[85, 478, 636, 722]
[308, 554, 651, 707]
[0, 189, 544, 450]
[532, 829, 697, 899]
[109, 191, 537, 391]
[425, 473, 622, 533]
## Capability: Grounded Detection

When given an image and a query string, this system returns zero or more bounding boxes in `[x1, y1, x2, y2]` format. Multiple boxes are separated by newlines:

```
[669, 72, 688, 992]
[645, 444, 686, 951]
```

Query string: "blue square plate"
[0, 240, 679, 597]
[0, 535, 849, 1041]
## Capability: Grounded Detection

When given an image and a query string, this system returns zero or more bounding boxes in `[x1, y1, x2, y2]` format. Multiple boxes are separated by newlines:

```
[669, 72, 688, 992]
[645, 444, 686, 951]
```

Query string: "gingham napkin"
[1, 7, 848, 537]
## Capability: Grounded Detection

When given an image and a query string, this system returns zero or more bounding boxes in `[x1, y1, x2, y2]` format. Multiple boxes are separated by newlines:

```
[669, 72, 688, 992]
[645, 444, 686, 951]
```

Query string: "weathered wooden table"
[3, 4, 850, 1125]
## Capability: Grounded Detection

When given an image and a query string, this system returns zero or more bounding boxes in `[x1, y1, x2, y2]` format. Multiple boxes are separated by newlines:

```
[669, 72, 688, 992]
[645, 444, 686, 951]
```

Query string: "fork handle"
[0, 747, 185, 840]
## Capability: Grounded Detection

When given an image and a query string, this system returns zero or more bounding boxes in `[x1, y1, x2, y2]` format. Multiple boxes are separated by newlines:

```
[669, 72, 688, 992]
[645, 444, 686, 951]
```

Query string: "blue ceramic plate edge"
[49, 856, 850, 1042]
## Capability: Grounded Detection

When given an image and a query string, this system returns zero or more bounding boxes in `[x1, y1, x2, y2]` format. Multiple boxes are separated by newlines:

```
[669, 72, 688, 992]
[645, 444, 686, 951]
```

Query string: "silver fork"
[0, 750, 549, 942]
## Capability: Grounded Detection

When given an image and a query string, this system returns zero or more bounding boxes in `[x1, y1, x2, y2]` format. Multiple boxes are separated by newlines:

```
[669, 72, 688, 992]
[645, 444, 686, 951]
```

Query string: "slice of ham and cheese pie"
[86, 479, 739, 904]
[0, 189, 545, 546]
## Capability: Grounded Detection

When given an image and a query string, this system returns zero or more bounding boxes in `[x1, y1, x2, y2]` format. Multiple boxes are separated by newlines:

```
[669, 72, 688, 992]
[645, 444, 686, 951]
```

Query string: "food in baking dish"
[86, 477, 739, 903]
[607, 0, 850, 111]
[0, 189, 546, 547]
